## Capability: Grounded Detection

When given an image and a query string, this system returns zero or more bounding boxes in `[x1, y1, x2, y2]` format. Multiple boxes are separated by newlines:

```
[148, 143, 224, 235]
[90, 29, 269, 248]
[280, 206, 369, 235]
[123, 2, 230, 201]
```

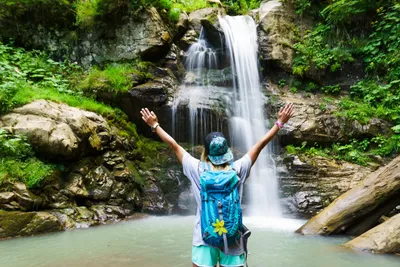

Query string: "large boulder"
[278, 155, 372, 215]
[188, 8, 223, 34]
[0, 100, 112, 160]
[258, 0, 296, 73]
[0, 182, 44, 211]
[187, 8, 225, 50]
[343, 213, 400, 254]
[0, 210, 63, 239]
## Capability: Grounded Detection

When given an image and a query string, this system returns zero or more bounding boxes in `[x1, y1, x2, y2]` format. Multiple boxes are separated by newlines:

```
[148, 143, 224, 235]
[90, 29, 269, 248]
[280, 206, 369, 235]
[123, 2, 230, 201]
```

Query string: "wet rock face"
[257, 0, 295, 73]
[119, 66, 179, 137]
[0, 100, 112, 160]
[278, 155, 371, 215]
[266, 86, 393, 146]
[13, 8, 172, 68]
[0, 101, 190, 238]
[0, 211, 63, 239]
[0, 148, 186, 238]
[0, 182, 44, 211]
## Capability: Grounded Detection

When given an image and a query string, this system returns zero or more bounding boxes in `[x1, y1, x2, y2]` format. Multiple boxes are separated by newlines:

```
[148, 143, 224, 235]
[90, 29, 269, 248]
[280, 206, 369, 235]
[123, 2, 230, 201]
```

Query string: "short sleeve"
[233, 154, 252, 183]
[182, 152, 201, 188]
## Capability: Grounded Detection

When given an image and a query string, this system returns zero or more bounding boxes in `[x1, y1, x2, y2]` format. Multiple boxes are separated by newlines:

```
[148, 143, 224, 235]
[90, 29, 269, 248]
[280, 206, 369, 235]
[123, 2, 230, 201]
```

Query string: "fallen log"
[296, 156, 400, 235]
[343, 213, 400, 254]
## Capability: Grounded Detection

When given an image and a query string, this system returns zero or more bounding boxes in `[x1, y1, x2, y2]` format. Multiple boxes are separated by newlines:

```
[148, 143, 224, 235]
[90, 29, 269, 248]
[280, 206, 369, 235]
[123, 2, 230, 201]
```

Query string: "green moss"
[0, 158, 56, 189]
[0, 210, 36, 238]
[78, 62, 152, 96]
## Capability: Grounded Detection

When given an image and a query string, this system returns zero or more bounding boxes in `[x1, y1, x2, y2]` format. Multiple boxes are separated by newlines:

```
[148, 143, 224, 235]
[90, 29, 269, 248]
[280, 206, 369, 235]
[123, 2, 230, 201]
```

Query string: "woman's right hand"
[277, 103, 295, 124]
[140, 108, 158, 127]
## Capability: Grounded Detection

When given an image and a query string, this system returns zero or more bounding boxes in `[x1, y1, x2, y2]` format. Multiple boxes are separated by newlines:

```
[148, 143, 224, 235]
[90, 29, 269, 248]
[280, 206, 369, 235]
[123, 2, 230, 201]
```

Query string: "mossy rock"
[0, 210, 62, 239]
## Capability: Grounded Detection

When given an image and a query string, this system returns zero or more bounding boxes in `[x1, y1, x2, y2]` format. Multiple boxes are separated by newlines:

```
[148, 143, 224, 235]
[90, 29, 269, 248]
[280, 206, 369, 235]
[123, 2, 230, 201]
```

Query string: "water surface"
[0, 216, 398, 267]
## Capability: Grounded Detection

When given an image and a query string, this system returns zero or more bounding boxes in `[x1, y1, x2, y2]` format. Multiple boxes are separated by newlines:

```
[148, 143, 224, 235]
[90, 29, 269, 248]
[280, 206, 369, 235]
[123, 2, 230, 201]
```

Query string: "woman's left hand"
[140, 108, 158, 127]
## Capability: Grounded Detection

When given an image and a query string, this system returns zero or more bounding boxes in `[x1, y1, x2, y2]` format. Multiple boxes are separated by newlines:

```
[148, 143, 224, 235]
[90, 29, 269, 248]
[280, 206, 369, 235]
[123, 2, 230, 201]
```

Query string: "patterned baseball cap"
[204, 132, 233, 165]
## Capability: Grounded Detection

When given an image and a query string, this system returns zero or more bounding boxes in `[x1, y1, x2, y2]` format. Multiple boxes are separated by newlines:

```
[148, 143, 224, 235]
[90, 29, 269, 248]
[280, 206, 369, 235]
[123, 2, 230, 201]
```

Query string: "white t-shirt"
[182, 152, 253, 255]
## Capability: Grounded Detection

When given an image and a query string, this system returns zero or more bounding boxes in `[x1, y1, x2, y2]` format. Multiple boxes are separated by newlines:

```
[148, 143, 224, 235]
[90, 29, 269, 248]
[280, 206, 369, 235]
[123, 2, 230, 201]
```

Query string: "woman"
[140, 103, 294, 267]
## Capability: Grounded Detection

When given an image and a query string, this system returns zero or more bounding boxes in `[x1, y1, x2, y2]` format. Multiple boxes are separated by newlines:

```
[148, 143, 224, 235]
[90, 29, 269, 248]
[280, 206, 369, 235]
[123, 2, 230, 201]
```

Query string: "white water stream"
[219, 15, 281, 217]
[173, 15, 281, 217]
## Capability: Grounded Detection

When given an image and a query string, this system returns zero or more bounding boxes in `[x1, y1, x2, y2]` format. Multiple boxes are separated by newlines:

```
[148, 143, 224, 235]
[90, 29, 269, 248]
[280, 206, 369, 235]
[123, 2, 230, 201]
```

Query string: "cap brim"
[208, 148, 233, 165]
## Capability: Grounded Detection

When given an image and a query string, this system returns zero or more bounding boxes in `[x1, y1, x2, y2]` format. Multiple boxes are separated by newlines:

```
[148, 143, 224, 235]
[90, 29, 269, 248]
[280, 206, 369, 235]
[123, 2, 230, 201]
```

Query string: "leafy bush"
[169, 7, 181, 21]
[292, 24, 354, 76]
[0, 129, 56, 188]
[158, 0, 173, 9]
[286, 136, 399, 166]
[0, 0, 75, 29]
[362, 4, 400, 81]
[321, 0, 386, 26]
[75, 0, 102, 27]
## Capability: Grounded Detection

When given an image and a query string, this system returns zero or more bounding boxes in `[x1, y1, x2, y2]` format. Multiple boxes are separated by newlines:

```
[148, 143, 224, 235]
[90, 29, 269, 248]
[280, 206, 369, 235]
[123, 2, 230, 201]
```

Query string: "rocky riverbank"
[0, 101, 188, 239]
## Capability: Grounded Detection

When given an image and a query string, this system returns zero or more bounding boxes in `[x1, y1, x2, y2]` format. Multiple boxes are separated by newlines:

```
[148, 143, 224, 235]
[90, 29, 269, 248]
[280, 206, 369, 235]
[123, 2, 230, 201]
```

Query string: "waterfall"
[219, 15, 281, 217]
[174, 16, 281, 217]
[172, 29, 230, 145]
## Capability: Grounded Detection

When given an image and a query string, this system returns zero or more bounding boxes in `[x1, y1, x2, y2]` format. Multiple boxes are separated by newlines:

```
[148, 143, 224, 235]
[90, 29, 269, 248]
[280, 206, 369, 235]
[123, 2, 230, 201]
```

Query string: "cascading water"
[219, 15, 281, 217]
[174, 16, 281, 218]
[172, 29, 230, 145]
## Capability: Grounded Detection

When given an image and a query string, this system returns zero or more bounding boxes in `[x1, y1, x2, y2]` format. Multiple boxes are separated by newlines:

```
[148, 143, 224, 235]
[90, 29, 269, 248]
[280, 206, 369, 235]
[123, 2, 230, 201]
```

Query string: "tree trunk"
[343, 213, 400, 254]
[296, 156, 400, 235]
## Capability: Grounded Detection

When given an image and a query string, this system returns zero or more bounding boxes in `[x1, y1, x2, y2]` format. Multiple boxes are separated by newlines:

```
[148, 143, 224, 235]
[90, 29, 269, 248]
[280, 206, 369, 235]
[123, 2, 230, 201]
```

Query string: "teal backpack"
[200, 162, 243, 252]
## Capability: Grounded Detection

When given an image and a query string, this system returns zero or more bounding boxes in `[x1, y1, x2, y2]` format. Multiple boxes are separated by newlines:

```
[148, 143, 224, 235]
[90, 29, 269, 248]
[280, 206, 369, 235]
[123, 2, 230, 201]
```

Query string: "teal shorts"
[192, 245, 246, 267]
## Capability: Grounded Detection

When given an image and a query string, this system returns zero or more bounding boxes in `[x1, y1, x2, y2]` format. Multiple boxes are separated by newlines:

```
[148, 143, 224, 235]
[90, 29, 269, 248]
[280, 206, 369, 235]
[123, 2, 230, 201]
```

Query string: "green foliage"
[0, 158, 56, 188]
[321, 0, 385, 26]
[278, 79, 286, 87]
[79, 62, 152, 95]
[362, 4, 400, 81]
[0, 42, 140, 141]
[158, 0, 173, 9]
[321, 84, 341, 94]
[0, 42, 81, 103]
[292, 24, 354, 76]
[0, 129, 56, 188]
[223, 0, 261, 15]
[336, 80, 400, 125]
[172, 0, 209, 13]
[169, 7, 181, 21]
[287, 135, 400, 166]
[0, 128, 32, 159]
[292, 0, 311, 15]
[75, 0, 102, 27]
[0, 0, 75, 29]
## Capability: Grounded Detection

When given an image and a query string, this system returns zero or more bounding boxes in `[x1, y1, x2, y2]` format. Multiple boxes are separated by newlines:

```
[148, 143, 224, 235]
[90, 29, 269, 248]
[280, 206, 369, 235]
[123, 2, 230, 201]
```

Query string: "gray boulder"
[279, 155, 371, 215]
[0, 100, 112, 160]
[0, 210, 63, 239]
[258, 0, 295, 72]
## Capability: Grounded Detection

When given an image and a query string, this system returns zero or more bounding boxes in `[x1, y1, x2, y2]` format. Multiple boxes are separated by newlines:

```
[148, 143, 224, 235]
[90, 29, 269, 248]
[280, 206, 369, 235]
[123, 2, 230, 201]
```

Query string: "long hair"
[201, 147, 230, 171]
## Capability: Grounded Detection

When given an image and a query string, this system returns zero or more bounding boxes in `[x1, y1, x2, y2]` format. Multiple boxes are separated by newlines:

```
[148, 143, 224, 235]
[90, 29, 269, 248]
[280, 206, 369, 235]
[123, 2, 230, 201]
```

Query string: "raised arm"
[140, 108, 186, 164]
[247, 103, 294, 165]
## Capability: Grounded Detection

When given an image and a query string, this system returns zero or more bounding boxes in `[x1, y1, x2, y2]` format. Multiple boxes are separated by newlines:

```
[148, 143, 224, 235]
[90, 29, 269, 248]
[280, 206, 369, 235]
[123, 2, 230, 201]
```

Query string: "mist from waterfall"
[219, 15, 281, 217]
